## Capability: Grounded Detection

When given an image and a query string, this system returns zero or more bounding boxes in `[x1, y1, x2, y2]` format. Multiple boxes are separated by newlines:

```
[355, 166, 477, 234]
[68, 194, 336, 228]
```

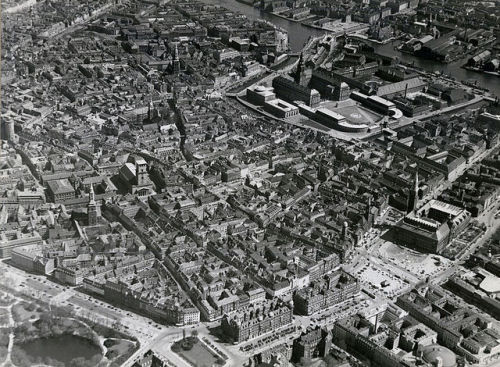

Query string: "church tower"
[148, 98, 154, 120]
[88, 184, 98, 226]
[407, 170, 419, 213]
[172, 43, 180, 74]
[293, 52, 310, 87]
[342, 221, 348, 240]
[365, 196, 372, 221]
[135, 159, 148, 186]
[294, 52, 304, 85]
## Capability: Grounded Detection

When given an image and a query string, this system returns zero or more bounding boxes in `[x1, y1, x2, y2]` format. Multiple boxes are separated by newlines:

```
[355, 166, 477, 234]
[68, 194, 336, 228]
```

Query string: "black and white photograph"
[1, 0, 500, 366]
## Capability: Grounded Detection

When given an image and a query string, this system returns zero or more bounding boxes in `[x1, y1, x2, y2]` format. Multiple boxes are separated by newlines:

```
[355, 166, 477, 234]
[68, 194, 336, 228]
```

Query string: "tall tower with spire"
[147, 97, 154, 121]
[407, 170, 419, 213]
[172, 43, 180, 74]
[293, 52, 310, 87]
[88, 184, 98, 226]
[365, 196, 372, 221]
[294, 52, 304, 85]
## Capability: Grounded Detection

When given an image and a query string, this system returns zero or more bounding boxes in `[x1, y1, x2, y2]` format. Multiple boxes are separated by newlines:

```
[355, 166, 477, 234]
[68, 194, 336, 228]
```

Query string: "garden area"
[104, 338, 138, 366]
[11, 307, 104, 367]
[0, 290, 16, 306]
[172, 333, 226, 367]
[0, 328, 10, 360]
[0, 296, 139, 367]
[0, 308, 10, 326]
[11, 301, 43, 323]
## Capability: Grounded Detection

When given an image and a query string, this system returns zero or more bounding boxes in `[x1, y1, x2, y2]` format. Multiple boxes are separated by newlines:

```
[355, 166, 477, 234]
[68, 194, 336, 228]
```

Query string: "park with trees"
[0, 288, 139, 367]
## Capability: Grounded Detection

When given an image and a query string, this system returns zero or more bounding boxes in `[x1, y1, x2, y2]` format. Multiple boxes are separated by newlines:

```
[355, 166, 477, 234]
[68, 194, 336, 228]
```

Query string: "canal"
[201, 0, 499, 97]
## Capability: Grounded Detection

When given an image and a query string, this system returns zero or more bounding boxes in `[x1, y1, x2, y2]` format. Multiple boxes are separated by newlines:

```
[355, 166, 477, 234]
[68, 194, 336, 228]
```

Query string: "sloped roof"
[376, 77, 427, 96]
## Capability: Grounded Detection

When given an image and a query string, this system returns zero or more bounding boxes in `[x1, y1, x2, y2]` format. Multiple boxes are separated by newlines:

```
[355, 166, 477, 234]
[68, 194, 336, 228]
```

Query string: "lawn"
[105, 338, 136, 360]
[0, 327, 10, 359]
[11, 302, 42, 323]
[0, 291, 15, 307]
[0, 309, 10, 326]
[172, 337, 224, 367]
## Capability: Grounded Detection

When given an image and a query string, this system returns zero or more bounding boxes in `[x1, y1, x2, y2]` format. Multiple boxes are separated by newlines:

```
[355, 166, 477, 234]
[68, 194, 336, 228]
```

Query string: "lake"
[201, 0, 500, 97]
[17, 334, 102, 365]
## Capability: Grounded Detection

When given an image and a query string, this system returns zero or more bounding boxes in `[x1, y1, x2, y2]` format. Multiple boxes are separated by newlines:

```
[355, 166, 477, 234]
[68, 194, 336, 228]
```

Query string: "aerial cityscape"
[1, 0, 500, 366]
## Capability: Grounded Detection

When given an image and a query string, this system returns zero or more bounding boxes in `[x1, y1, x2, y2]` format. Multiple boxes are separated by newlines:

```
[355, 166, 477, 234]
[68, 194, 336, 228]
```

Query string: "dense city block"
[1, 0, 500, 366]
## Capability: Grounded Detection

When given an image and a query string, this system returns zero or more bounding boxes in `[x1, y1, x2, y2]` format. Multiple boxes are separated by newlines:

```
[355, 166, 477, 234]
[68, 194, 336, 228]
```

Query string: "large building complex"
[294, 270, 360, 315]
[333, 303, 449, 367]
[246, 84, 300, 118]
[221, 300, 293, 342]
[272, 76, 321, 108]
[397, 287, 500, 365]
[394, 200, 471, 253]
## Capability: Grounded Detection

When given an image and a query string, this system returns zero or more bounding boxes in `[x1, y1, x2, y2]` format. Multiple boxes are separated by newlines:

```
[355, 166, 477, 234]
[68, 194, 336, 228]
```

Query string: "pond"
[16, 334, 102, 365]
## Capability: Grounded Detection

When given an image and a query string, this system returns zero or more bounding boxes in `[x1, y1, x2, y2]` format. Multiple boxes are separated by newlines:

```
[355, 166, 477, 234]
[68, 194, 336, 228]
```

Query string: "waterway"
[16, 335, 102, 365]
[201, 0, 500, 97]
[201, 0, 326, 51]
[372, 41, 500, 97]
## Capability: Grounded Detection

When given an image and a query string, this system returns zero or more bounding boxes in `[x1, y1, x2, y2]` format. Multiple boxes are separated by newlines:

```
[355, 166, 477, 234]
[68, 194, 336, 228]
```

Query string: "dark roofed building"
[46, 178, 76, 203]
[375, 77, 427, 98]
[394, 199, 471, 254]
[292, 326, 332, 362]
[272, 76, 321, 108]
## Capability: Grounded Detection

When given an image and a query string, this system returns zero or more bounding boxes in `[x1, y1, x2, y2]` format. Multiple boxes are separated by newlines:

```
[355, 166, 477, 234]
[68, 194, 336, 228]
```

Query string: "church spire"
[148, 96, 154, 120]
[88, 184, 98, 226]
[414, 169, 419, 196]
[407, 169, 419, 214]
[172, 42, 180, 74]
[174, 42, 179, 61]
[89, 183, 95, 204]
[294, 52, 305, 85]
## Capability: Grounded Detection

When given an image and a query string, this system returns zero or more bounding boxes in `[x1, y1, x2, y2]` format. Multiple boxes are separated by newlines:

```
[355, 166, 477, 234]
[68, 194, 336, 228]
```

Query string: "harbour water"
[372, 41, 500, 97]
[202, 0, 500, 97]
[201, 0, 326, 51]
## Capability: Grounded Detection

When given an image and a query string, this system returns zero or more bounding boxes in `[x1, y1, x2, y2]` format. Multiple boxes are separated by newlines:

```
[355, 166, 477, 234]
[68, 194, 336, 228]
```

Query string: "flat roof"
[338, 121, 369, 129]
[368, 95, 395, 108]
[351, 91, 368, 99]
[316, 108, 346, 121]
[427, 199, 463, 216]
[266, 98, 297, 111]
[480, 274, 500, 294]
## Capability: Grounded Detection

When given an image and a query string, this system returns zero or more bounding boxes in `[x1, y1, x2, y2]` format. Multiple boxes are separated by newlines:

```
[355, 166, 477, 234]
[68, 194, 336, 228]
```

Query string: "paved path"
[0, 299, 17, 367]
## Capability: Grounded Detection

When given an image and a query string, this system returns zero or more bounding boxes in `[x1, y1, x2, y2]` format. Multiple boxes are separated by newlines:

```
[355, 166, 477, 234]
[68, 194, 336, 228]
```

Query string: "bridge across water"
[199, 0, 500, 97]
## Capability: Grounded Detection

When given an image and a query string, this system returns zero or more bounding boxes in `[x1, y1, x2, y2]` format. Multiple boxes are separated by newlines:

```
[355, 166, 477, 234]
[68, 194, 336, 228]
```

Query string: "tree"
[111, 319, 122, 334]
[45, 356, 65, 367]
[54, 305, 73, 318]
[70, 356, 94, 367]
[172, 342, 181, 352]
[39, 312, 54, 324]
[11, 347, 33, 367]
[89, 354, 103, 366]
[50, 323, 63, 336]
